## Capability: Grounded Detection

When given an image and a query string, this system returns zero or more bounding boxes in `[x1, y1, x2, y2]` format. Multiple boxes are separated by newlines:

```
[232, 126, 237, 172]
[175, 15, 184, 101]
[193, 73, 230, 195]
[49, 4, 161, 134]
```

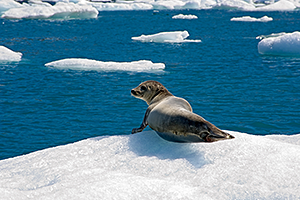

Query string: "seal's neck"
[147, 90, 173, 105]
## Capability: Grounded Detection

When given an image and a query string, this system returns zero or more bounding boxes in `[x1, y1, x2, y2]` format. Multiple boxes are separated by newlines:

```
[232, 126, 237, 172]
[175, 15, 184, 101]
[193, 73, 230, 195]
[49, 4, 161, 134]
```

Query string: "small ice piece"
[172, 14, 198, 19]
[132, 31, 201, 43]
[257, 31, 300, 56]
[230, 16, 273, 22]
[0, 45, 22, 61]
[45, 58, 165, 72]
[1, 2, 99, 20]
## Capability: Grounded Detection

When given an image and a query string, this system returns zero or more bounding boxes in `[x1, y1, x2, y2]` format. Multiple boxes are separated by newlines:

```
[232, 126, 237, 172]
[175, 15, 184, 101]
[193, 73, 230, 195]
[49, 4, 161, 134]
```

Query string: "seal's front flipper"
[132, 125, 146, 134]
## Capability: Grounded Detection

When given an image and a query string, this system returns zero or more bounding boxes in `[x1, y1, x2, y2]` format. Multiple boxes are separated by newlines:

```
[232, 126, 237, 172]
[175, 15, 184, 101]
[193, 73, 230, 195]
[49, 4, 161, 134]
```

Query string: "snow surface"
[257, 31, 300, 56]
[0, 45, 22, 61]
[172, 14, 198, 19]
[1, 2, 98, 19]
[230, 15, 273, 22]
[0, 130, 299, 199]
[1, 0, 299, 14]
[132, 30, 201, 43]
[45, 58, 165, 72]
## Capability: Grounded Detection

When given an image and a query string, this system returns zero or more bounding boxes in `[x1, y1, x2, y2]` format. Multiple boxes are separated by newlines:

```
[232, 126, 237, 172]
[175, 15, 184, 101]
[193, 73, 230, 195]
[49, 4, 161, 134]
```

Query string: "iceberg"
[0, 130, 299, 199]
[1, 2, 99, 19]
[0, 0, 23, 13]
[230, 16, 273, 22]
[257, 31, 300, 56]
[45, 58, 165, 72]
[87, 2, 153, 11]
[172, 14, 198, 19]
[132, 31, 201, 43]
[0, 45, 22, 62]
[254, 0, 296, 11]
[2, 0, 299, 13]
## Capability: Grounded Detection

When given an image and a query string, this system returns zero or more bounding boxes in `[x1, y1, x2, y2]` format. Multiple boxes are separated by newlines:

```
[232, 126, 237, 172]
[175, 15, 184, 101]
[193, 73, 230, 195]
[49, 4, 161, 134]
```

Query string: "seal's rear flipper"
[205, 131, 235, 142]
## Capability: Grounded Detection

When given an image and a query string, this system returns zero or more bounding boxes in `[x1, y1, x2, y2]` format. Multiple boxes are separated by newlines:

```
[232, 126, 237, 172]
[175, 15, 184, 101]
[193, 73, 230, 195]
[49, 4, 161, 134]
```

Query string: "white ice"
[132, 30, 201, 43]
[257, 31, 300, 56]
[254, 0, 296, 11]
[0, 0, 23, 13]
[87, 2, 153, 11]
[0, 130, 299, 199]
[0, 0, 299, 14]
[0, 45, 22, 62]
[45, 58, 165, 72]
[172, 14, 198, 19]
[231, 16, 273, 22]
[1, 2, 98, 19]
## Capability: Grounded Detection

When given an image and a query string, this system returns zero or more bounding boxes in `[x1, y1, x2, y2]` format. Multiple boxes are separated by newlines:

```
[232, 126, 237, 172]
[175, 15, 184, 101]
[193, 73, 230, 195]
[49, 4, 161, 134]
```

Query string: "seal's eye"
[140, 86, 147, 91]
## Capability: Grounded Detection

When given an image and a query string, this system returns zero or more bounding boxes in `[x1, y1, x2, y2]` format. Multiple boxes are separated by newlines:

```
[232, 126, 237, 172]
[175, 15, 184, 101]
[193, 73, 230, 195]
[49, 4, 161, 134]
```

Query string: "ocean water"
[1, 10, 300, 160]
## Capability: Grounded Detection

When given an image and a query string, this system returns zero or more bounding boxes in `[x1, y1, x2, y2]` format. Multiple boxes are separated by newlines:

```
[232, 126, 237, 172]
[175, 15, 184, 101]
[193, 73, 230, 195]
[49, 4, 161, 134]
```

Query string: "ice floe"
[1, 2, 98, 19]
[45, 58, 165, 72]
[172, 14, 198, 19]
[0, 130, 299, 199]
[0, 0, 299, 13]
[257, 31, 300, 56]
[132, 30, 201, 43]
[231, 16, 273, 22]
[0, 45, 22, 62]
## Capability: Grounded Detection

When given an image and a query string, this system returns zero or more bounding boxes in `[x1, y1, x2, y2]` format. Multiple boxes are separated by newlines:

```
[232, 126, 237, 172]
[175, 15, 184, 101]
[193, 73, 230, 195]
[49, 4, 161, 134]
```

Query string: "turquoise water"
[1, 10, 300, 160]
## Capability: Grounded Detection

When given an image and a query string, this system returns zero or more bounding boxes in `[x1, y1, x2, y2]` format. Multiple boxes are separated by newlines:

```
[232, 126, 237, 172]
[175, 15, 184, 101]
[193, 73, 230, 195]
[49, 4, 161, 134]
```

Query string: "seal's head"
[131, 80, 172, 105]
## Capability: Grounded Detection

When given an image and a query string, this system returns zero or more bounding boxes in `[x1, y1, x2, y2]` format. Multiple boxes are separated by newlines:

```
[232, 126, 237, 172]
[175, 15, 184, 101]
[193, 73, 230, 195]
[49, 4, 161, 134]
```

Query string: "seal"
[131, 80, 234, 143]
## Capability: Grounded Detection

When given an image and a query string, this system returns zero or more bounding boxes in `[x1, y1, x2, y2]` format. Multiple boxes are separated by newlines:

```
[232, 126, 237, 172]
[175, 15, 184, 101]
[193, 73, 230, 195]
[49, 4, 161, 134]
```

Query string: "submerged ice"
[132, 30, 201, 43]
[0, 130, 299, 199]
[257, 31, 300, 56]
[0, 45, 22, 61]
[45, 58, 165, 72]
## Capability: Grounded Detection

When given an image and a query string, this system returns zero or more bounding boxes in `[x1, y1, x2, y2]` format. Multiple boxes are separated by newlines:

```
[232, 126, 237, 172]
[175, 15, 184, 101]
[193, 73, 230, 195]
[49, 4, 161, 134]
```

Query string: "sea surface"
[1, 10, 300, 160]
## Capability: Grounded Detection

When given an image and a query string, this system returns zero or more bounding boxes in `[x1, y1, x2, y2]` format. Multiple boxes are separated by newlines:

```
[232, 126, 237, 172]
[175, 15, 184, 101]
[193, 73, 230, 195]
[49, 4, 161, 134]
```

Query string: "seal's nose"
[131, 90, 136, 95]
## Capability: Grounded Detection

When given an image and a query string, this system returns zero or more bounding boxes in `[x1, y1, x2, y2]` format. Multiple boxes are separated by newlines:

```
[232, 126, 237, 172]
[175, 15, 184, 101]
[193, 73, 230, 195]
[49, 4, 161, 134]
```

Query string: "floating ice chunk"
[230, 16, 273, 22]
[132, 31, 201, 43]
[45, 58, 165, 72]
[1, 2, 99, 19]
[0, 130, 300, 199]
[87, 2, 153, 11]
[0, 0, 23, 13]
[257, 31, 300, 56]
[0, 46, 22, 62]
[172, 14, 198, 19]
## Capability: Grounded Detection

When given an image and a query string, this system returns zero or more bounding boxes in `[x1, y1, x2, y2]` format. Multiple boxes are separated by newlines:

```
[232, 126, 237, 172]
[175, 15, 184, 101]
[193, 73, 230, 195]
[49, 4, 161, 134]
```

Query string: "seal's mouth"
[131, 89, 142, 98]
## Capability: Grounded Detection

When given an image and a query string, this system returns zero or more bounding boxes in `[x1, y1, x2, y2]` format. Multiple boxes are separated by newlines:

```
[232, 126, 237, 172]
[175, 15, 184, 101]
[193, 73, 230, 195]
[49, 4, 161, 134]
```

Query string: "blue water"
[1, 10, 300, 160]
